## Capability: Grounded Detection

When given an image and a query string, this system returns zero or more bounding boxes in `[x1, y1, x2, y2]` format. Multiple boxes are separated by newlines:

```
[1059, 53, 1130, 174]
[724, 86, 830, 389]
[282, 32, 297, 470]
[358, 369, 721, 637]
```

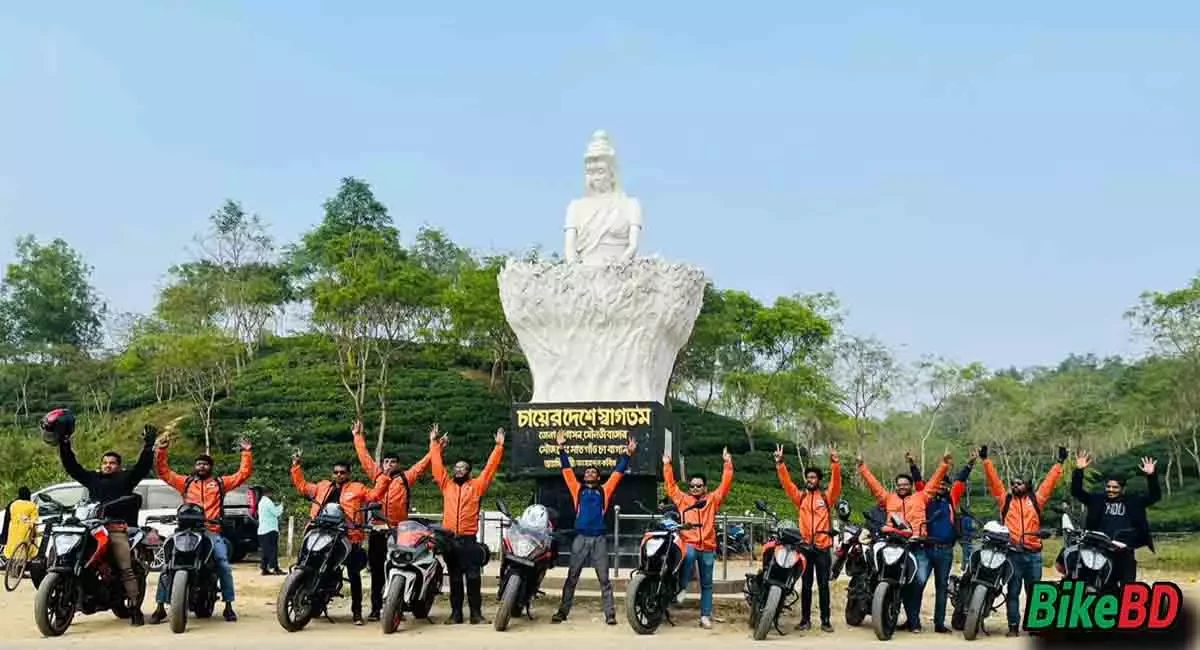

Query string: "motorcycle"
[720, 521, 749, 555]
[830, 506, 875, 627]
[379, 519, 451, 634]
[868, 513, 924, 641]
[33, 495, 149, 637]
[493, 499, 569, 631]
[951, 520, 1051, 640]
[624, 499, 705, 635]
[1054, 513, 1134, 595]
[162, 503, 221, 634]
[276, 500, 357, 632]
[744, 499, 834, 640]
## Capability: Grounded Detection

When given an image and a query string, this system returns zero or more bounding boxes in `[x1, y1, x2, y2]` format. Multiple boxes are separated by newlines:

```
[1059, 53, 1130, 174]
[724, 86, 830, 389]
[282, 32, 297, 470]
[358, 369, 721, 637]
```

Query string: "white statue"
[564, 130, 642, 264]
[498, 129, 706, 405]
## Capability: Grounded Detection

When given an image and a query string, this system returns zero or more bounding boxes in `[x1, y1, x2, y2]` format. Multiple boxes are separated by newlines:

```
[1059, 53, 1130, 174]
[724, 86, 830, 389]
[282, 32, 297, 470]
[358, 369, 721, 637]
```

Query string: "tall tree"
[445, 256, 520, 392]
[0, 235, 106, 351]
[831, 334, 900, 446]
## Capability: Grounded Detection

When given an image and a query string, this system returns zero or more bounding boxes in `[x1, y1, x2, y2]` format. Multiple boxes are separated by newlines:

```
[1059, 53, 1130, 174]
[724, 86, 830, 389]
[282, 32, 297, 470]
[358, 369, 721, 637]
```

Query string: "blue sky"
[1, 2, 1197, 370]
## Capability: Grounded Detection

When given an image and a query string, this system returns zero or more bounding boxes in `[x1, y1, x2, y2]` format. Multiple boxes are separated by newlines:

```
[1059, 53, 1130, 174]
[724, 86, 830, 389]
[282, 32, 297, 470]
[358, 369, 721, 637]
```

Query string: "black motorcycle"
[950, 520, 1050, 640]
[493, 500, 570, 631]
[33, 495, 148, 637]
[830, 506, 874, 627]
[744, 499, 833, 640]
[624, 499, 704, 635]
[276, 501, 357, 632]
[1055, 513, 1135, 595]
[868, 514, 924, 641]
[162, 503, 221, 634]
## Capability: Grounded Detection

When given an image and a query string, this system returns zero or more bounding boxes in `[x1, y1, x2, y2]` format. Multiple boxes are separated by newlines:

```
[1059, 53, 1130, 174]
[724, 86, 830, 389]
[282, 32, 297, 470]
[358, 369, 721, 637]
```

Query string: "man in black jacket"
[47, 409, 156, 626]
[1070, 451, 1160, 583]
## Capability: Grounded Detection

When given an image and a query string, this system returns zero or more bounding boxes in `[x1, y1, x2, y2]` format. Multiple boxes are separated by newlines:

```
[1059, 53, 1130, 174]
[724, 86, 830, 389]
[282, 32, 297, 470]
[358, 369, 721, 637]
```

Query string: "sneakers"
[795, 620, 811, 631]
[934, 624, 950, 634]
[149, 606, 167, 625]
[353, 616, 364, 626]
[551, 611, 567, 624]
[130, 610, 144, 627]
[469, 612, 485, 625]
[367, 611, 380, 622]
[820, 621, 834, 633]
[606, 615, 617, 625]
[1007, 625, 1020, 637]
[223, 605, 238, 622]
[700, 616, 713, 629]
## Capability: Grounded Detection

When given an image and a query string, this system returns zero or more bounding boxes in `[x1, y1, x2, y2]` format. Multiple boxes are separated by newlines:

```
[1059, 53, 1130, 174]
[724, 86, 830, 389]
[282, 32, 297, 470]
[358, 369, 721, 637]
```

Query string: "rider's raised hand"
[556, 430, 567, 447]
[239, 437, 253, 452]
[429, 423, 439, 441]
[941, 448, 953, 464]
[142, 424, 158, 446]
[291, 450, 302, 465]
[722, 447, 732, 463]
[495, 428, 506, 445]
[829, 446, 839, 465]
[773, 444, 784, 464]
[1057, 446, 1069, 463]
[626, 438, 638, 455]
[1076, 450, 1091, 469]
[1140, 456, 1157, 475]
[352, 420, 364, 437]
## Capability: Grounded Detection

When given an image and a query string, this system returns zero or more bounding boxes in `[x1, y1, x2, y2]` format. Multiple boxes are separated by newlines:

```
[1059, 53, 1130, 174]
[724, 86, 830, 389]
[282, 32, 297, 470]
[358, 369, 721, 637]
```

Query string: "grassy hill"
[4, 335, 1196, 534]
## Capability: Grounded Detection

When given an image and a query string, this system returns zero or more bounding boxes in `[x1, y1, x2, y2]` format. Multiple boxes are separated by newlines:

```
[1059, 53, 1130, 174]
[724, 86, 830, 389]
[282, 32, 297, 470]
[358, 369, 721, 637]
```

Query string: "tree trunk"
[375, 354, 390, 460]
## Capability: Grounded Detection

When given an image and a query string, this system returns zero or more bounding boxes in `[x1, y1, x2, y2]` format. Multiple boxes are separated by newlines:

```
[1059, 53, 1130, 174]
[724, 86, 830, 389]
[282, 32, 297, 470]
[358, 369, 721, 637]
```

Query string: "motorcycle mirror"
[1061, 513, 1075, 531]
[497, 498, 511, 519]
[754, 500, 770, 513]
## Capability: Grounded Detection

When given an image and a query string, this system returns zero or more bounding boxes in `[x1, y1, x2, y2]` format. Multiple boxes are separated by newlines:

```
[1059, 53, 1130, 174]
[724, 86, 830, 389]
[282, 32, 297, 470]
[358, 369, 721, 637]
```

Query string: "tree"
[445, 256, 519, 392]
[159, 328, 239, 454]
[0, 235, 106, 351]
[906, 357, 985, 471]
[831, 334, 900, 446]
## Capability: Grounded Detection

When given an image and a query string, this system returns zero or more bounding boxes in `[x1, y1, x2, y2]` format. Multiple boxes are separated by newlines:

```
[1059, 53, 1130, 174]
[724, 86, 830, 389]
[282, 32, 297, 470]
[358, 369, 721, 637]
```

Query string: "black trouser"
[367, 530, 389, 615]
[445, 535, 484, 619]
[1114, 549, 1138, 584]
[346, 544, 368, 618]
[259, 532, 279, 572]
[800, 547, 832, 624]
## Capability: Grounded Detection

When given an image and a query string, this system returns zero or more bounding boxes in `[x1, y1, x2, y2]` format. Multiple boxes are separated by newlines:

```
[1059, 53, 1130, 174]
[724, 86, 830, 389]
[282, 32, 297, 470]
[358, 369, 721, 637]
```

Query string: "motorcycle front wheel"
[33, 572, 76, 637]
[963, 584, 990, 641]
[276, 570, 317, 632]
[494, 574, 522, 632]
[845, 576, 867, 626]
[871, 581, 900, 641]
[381, 574, 406, 635]
[169, 569, 190, 634]
[625, 573, 663, 635]
[753, 584, 782, 641]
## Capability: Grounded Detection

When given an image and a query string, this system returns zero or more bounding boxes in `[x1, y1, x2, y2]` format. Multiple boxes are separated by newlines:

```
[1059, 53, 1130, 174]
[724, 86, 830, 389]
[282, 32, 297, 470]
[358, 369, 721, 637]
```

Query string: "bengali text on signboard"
[509, 402, 662, 476]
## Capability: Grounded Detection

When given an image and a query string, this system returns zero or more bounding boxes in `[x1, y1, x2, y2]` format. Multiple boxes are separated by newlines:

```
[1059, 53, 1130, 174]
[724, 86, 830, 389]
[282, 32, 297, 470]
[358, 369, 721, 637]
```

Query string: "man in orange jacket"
[774, 444, 841, 633]
[149, 435, 254, 624]
[662, 447, 733, 629]
[429, 424, 505, 625]
[858, 449, 951, 633]
[352, 420, 434, 622]
[980, 444, 1066, 637]
[291, 452, 392, 625]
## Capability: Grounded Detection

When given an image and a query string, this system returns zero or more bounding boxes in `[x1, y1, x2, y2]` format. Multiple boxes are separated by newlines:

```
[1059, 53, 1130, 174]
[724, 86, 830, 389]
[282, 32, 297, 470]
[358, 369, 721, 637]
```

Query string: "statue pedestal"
[498, 257, 706, 404]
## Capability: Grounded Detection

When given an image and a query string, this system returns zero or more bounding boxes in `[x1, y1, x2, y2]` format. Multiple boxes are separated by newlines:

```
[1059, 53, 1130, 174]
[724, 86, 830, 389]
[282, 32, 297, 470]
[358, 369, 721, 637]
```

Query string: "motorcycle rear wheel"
[33, 572, 76, 637]
[169, 569, 190, 634]
[963, 583, 990, 641]
[871, 581, 899, 641]
[625, 573, 663, 635]
[380, 575, 405, 635]
[494, 574, 522, 631]
[753, 585, 782, 641]
[276, 570, 316, 632]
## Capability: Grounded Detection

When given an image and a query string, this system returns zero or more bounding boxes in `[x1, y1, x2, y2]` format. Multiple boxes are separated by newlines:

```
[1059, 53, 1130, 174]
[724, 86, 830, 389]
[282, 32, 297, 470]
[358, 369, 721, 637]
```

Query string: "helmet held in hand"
[41, 408, 76, 446]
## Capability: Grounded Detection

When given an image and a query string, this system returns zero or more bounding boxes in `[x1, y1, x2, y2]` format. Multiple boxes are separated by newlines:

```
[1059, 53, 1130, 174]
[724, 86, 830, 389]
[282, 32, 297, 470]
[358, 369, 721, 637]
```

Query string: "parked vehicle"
[379, 519, 451, 634]
[830, 505, 875, 626]
[624, 499, 705, 635]
[1054, 513, 1133, 595]
[719, 521, 749, 555]
[947, 520, 1049, 640]
[161, 503, 221, 634]
[744, 499, 833, 640]
[276, 501, 356, 632]
[493, 500, 569, 631]
[868, 514, 924, 641]
[32, 495, 150, 637]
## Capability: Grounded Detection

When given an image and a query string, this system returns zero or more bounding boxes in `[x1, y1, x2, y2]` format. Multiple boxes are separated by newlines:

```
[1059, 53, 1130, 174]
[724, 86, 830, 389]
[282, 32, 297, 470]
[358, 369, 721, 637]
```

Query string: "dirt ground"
[3, 565, 1195, 649]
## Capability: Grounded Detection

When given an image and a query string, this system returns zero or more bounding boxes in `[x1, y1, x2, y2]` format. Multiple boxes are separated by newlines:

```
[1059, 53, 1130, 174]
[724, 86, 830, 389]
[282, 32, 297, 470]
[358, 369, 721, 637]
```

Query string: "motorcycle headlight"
[174, 532, 201, 553]
[1080, 549, 1107, 571]
[643, 538, 664, 556]
[305, 531, 334, 552]
[858, 529, 872, 544]
[774, 548, 800, 568]
[979, 548, 1006, 570]
[53, 534, 82, 556]
[512, 537, 537, 558]
[881, 545, 904, 566]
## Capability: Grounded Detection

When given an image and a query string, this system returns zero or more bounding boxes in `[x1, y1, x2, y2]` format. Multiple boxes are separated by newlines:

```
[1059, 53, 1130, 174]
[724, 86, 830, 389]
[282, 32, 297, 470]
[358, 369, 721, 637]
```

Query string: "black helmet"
[41, 408, 75, 446]
[835, 499, 852, 521]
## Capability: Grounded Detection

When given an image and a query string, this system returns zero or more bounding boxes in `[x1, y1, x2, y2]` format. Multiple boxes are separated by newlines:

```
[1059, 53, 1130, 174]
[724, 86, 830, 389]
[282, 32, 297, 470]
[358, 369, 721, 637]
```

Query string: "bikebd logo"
[1024, 581, 1184, 631]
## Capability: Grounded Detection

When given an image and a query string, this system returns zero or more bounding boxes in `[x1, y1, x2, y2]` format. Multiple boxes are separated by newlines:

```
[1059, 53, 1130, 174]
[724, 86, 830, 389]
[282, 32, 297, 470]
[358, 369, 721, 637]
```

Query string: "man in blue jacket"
[551, 431, 637, 625]
[911, 450, 977, 633]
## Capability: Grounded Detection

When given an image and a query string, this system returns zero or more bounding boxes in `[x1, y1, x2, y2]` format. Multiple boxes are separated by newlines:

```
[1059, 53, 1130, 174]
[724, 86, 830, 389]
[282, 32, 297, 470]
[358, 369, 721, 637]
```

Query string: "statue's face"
[585, 158, 614, 194]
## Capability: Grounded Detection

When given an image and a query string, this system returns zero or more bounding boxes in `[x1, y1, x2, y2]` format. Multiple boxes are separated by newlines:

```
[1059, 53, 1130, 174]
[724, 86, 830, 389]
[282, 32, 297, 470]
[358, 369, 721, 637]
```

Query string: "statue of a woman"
[563, 130, 642, 264]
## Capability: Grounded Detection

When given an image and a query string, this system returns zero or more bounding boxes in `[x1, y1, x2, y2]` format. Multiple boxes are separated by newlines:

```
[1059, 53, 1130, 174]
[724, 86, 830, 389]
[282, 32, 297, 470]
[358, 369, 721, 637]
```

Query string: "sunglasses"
[333, 470, 349, 475]
[689, 483, 705, 489]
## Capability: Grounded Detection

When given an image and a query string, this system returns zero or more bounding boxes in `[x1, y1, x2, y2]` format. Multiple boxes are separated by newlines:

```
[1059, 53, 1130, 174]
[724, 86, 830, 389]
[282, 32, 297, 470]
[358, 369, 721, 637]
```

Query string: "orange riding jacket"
[777, 460, 842, 550]
[290, 464, 391, 545]
[859, 460, 950, 537]
[662, 458, 733, 552]
[155, 447, 253, 534]
[982, 459, 1064, 551]
[353, 434, 432, 525]
[430, 440, 504, 537]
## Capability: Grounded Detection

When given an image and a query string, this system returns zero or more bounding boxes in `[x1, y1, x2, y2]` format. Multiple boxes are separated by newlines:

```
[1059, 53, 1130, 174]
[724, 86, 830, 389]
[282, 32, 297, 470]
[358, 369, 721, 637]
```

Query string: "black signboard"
[509, 401, 664, 477]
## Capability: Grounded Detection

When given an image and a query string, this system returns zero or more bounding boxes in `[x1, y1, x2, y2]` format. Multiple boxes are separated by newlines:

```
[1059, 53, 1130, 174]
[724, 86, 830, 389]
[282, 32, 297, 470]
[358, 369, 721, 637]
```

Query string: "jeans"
[799, 547, 832, 623]
[926, 545, 954, 628]
[156, 531, 235, 605]
[959, 541, 978, 572]
[1006, 551, 1042, 628]
[680, 546, 716, 617]
[901, 547, 932, 629]
[259, 531, 279, 572]
[557, 534, 613, 619]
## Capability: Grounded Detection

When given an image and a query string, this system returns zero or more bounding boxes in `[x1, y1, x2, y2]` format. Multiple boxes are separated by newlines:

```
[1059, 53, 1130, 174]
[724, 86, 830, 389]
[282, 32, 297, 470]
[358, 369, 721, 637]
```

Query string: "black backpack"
[1001, 492, 1041, 523]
